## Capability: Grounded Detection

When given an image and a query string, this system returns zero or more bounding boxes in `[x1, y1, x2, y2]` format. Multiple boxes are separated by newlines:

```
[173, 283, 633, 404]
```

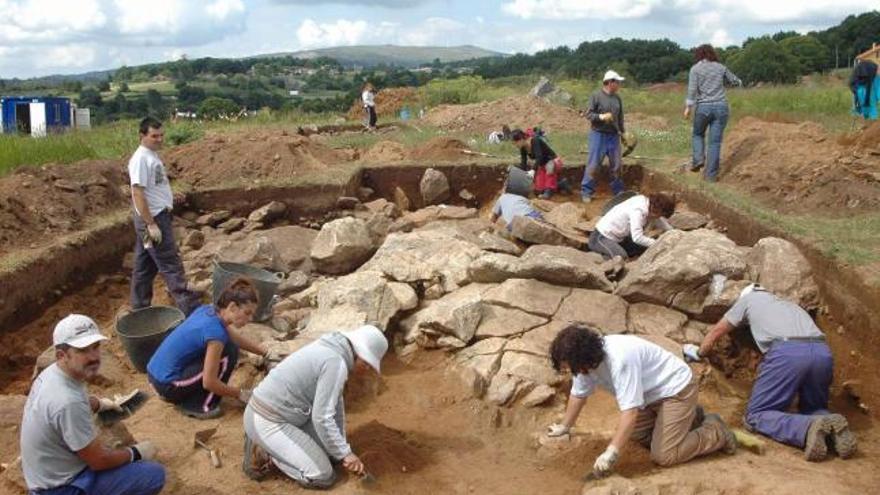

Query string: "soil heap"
[347, 87, 420, 121]
[361, 137, 473, 163]
[721, 117, 880, 215]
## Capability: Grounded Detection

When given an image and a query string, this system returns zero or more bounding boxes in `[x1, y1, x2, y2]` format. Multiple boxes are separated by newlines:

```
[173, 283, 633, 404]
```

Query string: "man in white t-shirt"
[20, 314, 165, 494]
[129, 117, 200, 316]
[546, 324, 735, 478]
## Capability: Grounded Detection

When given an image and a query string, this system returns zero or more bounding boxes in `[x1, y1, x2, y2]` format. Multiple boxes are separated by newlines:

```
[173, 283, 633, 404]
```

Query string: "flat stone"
[420, 168, 451, 205]
[747, 237, 819, 310]
[196, 210, 232, 226]
[475, 305, 548, 339]
[510, 215, 580, 247]
[389, 205, 478, 233]
[260, 226, 319, 272]
[310, 217, 375, 274]
[627, 303, 688, 341]
[182, 230, 205, 249]
[483, 278, 570, 317]
[336, 196, 361, 210]
[669, 211, 709, 231]
[247, 201, 287, 224]
[364, 198, 400, 218]
[505, 320, 569, 357]
[555, 289, 628, 334]
[277, 270, 310, 296]
[496, 351, 562, 386]
[477, 231, 523, 255]
[521, 384, 556, 407]
[401, 283, 495, 347]
[218, 217, 246, 233]
[393, 186, 411, 212]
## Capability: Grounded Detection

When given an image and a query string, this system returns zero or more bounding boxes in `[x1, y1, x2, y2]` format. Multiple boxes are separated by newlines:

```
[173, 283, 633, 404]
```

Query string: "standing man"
[129, 117, 200, 316]
[581, 70, 627, 203]
[686, 284, 857, 461]
[547, 324, 735, 478]
[20, 314, 165, 495]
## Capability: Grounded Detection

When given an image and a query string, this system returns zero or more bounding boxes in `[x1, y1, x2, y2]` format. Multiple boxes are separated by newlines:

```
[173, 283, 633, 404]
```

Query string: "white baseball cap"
[53, 314, 108, 349]
[738, 283, 765, 300]
[603, 70, 625, 82]
[342, 325, 388, 374]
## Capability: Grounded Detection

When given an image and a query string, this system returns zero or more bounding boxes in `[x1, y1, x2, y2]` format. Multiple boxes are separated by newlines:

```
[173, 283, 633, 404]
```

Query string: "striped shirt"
[686, 60, 741, 106]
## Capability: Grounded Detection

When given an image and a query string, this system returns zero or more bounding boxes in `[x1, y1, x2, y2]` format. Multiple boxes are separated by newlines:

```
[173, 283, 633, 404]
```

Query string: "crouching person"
[147, 278, 269, 419]
[588, 192, 675, 260]
[490, 191, 545, 231]
[687, 284, 857, 461]
[21, 315, 165, 495]
[242, 325, 389, 488]
[547, 324, 735, 477]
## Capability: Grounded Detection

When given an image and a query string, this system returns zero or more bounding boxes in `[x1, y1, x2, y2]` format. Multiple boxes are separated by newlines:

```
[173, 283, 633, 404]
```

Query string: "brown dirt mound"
[0, 160, 128, 256]
[721, 116, 880, 215]
[363, 140, 408, 162]
[349, 420, 429, 477]
[408, 137, 471, 161]
[166, 130, 355, 187]
[838, 120, 880, 151]
[347, 87, 420, 121]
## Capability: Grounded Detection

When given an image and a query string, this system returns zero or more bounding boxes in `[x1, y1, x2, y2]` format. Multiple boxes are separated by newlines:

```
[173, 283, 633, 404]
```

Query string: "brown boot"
[242, 433, 273, 481]
[804, 416, 833, 462]
[704, 413, 737, 455]
[824, 413, 857, 459]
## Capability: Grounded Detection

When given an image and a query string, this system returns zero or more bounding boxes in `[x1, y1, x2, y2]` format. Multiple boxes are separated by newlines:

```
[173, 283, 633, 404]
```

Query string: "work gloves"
[592, 445, 619, 477]
[682, 344, 702, 362]
[96, 396, 124, 413]
[132, 441, 158, 462]
[546, 423, 571, 437]
[239, 388, 253, 404]
[146, 224, 163, 245]
[599, 112, 614, 123]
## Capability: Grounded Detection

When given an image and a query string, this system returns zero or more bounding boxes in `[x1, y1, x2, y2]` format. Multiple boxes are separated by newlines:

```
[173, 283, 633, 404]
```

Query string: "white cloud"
[502, 0, 662, 20]
[398, 17, 467, 45]
[35, 45, 98, 69]
[296, 19, 372, 48]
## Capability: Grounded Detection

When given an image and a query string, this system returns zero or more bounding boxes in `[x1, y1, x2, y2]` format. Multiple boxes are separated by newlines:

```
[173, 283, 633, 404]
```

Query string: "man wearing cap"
[20, 314, 166, 495]
[129, 116, 200, 316]
[242, 325, 389, 487]
[581, 70, 627, 203]
[685, 285, 858, 462]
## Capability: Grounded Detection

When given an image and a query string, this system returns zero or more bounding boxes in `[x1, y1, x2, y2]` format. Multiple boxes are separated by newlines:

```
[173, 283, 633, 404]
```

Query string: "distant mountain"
[258, 44, 507, 68]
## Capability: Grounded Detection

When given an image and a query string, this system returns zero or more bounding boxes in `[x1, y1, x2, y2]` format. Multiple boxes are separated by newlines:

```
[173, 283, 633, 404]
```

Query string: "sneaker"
[823, 413, 857, 459]
[581, 195, 593, 203]
[704, 413, 737, 455]
[690, 162, 705, 172]
[541, 190, 553, 199]
[176, 404, 223, 420]
[242, 434, 273, 481]
[805, 416, 834, 462]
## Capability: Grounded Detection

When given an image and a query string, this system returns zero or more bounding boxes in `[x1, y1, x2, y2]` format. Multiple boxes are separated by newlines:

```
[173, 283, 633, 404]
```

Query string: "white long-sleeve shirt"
[362, 90, 375, 107]
[596, 194, 660, 247]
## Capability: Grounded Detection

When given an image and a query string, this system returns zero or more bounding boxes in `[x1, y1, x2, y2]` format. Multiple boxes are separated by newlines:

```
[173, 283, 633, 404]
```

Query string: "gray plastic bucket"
[505, 165, 533, 197]
[212, 261, 283, 322]
[116, 306, 185, 373]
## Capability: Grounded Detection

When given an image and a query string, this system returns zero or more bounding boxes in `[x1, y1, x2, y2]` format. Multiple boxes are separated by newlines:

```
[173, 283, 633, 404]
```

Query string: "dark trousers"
[745, 342, 833, 448]
[131, 210, 200, 316]
[149, 342, 239, 414]
[30, 461, 165, 495]
[588, 230, 647, 260]
[365, 105, 377, 127]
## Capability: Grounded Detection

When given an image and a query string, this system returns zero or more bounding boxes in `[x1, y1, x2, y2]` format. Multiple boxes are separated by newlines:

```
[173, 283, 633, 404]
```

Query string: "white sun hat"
[53, 314, 108, 349]
[342, 325, 388, 374]
[603, 70, 625, 82]
[739, 283, 765, 300]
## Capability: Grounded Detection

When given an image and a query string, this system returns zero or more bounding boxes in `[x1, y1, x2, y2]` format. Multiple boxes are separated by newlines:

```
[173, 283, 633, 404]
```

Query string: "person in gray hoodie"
[241, 325, 388, 488]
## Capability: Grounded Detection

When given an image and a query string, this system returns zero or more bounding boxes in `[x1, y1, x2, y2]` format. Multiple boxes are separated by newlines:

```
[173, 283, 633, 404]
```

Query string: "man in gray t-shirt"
[21, 314, 165, 495]
[686, 284, 856, 462]
[490, 192, 543, 229]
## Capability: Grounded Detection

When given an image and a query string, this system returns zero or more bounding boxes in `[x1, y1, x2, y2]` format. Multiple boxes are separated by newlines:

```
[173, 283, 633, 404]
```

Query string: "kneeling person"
[21, 315, 165, 495]
[548, 325, 735, 477]
[147, 278, 269, 419]
[589, 192, 675, 260]
[490, 192, 544, 231]
[242, 325, 388, 488]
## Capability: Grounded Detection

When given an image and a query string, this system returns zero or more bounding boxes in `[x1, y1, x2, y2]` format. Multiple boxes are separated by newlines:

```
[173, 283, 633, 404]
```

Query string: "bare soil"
[0, 160, 128, 256]
[721, 117, 880, 215]
[346, 87, 420, 121]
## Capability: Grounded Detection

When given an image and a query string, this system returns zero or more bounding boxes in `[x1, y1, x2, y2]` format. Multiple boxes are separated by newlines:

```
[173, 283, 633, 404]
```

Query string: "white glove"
[133, 441, 158, 461]
[146, 224, 162, 245]
[96, 396, 123, 413]
[547, 423, 571, 437]
[592, 445, 619, 475]
[682, 344, 701, 362]
[600, 112, 614, 123]
[239, 388, 253, 403]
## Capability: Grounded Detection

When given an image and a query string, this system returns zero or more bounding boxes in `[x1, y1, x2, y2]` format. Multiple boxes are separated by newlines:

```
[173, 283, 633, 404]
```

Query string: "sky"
[0, 0, 876, 78]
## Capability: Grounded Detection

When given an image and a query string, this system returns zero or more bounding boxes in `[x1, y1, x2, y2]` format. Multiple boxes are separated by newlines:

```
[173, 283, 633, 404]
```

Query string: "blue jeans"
[744, 342, 832, 448]
[32, 462, 165, 495]
[581, 130, 625, 198]
[131, 209, 201, 316]
[692, 102, 729, 181]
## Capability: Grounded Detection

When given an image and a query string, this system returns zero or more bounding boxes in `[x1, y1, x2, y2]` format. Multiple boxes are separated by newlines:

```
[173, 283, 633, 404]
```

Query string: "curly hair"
[694, 44, 719, 63]
[648, 192, 676, 218]
[549, 324, 606, 374]
[215, 277, 259, 310]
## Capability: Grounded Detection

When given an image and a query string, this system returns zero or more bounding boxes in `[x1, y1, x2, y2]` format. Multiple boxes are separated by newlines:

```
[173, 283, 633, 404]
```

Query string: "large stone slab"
[389, 205, 478, 233]
[310, 217, 375, 274]
[747, 237, 819, 309]
[505, 320, 569, 358]
[668, 211, 708, 231]
[401, 283, 496, 348]
[510, 215, 582, 247]
[483, 278, 571, 317]
[420, 168, 451, 205]
[453, 338, 507, 398]
[475, 305, 549, 339]
[468, 246, 613, 292]
[259, 225, 319, 272]
[616, 229, 748, 316]
[555, 289, 628, 334]
[627, 303, 688, 341]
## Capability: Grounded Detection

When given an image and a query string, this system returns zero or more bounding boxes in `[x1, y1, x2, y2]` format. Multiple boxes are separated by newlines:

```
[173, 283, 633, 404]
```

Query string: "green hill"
[259, 44, 506, 68]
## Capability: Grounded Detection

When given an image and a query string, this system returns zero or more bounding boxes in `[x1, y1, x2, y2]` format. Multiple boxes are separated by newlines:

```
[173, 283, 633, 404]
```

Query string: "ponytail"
[215, 277, 259, 310]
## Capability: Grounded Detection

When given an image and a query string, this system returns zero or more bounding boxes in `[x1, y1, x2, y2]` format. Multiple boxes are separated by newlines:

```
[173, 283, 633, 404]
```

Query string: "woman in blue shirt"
[147, 278, 269, 419]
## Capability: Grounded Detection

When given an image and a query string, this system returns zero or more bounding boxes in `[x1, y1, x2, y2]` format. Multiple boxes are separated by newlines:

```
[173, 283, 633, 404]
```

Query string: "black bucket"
[505, 165, 533, 197]
[212, 261, 283, 322]
[116, 306, 185, 373]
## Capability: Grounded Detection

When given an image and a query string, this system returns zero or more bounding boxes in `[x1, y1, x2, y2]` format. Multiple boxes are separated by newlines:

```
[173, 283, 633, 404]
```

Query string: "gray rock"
[521, 384, 556, 407]
[747, 237, 819, 309]
[669, 211, 709, 231]
[364, 198, 400, 219]
[218, 217, 246, 233]
[487, 373, 522, 406]
[401, 283, 495, 347]
[393, 186, 411, 212]
[357, 187, 374, 201]
[310, 217, 375, 274]
[247, 201, 287, 224]
[336, 196, 361, 210]
[509, 215, 581, 247]
[277, 270, 310, 296]
[496, 351, 562, 386]
[475, 305, 548, 339]
[420, 168, 451, 205]
[483, 278, 571, 317]
[616, 229, 748, 316]
[505, 320, 568, 357]
[219, 234, 285, 271]
[459, 189, 476, 202]
[454, 338, 507, 398]
[468, 246, 613, 292]
[683, 320, 708, 344]
[390, 205, 478, 233]
[477, 231, 523, 255]
[556, 289, 629, 334]
[627, 303, 688, 341]
[183, 230, 205, 250]
[544, 202, 586, 232]
[530, 76, 555, 97]
[260, 226, 319, 272]
[196, 210, 232, 226]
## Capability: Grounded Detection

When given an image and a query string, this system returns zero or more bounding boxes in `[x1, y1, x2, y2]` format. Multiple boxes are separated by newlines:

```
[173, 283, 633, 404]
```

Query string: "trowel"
[193, 427, 222, 468]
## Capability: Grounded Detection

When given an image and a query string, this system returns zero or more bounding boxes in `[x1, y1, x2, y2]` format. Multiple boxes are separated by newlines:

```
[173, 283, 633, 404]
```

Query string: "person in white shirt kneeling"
[546, 324, 736, 478]
[588, 192, 675, 260]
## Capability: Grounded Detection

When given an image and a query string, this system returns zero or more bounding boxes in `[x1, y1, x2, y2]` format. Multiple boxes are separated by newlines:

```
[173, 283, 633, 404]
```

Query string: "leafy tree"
[728, 38, 800, 85]
[176, 84, 206, 109]
[198, 96, 239, 119]
[115, 65, 133, 82]
[780, 35, 830, 74]
[118, 81, 130, 93]
[76, 88, 103, 108]
[97, 79, 111, 92]
[145, 89, 168, 118]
